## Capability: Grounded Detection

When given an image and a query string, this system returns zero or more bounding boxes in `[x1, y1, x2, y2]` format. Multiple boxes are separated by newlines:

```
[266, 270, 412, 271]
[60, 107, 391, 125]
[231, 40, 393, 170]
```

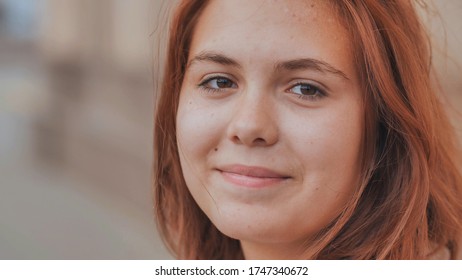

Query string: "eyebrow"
[274, 58, 349, 81]
[187, 51, 350, 81]
[187, 51, 241, 69]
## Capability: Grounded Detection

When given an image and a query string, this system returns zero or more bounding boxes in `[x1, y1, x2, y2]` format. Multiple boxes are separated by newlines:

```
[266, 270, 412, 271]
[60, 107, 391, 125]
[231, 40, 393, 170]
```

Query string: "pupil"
[217, 78, 231, 88]
[301, 84, 315, 95]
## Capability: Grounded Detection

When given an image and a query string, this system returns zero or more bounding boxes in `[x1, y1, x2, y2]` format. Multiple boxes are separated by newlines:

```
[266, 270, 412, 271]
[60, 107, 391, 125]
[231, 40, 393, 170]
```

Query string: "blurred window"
[0, 0, 39, 41]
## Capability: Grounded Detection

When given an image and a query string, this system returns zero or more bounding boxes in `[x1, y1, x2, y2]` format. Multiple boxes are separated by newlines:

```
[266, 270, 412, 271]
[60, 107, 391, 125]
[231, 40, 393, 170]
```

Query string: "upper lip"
[217, 164, 291, 179]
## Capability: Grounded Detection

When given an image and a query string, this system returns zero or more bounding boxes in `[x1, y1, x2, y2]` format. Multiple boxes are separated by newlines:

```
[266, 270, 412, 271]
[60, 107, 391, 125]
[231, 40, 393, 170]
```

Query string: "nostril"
[232, 135, 241, 144]
[253, 138, 266, 145]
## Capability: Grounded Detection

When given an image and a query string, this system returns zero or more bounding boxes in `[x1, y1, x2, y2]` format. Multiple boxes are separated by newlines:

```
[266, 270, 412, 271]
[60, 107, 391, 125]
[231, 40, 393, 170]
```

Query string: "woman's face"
[176, 0, 364, 259]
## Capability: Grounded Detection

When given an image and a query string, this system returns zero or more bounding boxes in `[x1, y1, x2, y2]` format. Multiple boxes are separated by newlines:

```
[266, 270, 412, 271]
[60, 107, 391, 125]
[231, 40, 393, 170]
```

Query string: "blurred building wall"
[1, 0, 171, 259]
[422, 0, 462, 139]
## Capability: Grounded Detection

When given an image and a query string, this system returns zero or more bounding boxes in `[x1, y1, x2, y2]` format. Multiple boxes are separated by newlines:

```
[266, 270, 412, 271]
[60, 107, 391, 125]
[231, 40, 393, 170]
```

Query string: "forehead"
[189, 0, 353, 68]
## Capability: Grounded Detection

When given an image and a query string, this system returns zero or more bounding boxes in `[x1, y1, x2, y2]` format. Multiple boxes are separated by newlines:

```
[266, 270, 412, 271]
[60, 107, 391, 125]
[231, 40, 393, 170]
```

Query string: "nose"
[226, 93, 279, 147]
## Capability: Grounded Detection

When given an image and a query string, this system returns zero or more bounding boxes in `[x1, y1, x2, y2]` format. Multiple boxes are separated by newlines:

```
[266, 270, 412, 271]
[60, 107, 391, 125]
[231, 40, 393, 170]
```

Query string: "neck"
[240, 240, 309, 260]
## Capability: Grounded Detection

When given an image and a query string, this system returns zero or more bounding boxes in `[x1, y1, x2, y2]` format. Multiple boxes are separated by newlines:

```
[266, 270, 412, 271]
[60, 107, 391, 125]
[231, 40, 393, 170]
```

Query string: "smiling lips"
[218, 165, 291, 188]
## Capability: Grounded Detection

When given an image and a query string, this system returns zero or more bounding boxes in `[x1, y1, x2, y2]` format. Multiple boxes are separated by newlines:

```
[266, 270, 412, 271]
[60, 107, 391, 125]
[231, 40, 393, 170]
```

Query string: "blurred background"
[0, 0, 461, 259]
[0, 0, 171, 259]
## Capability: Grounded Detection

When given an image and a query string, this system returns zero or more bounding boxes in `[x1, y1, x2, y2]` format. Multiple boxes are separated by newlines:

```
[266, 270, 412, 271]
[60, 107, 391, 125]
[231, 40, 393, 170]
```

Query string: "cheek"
[176, 92, 232, 216]
[176, 91, 230, 192]
[287, 101, 364, 189]
[176, 95, 222, 157]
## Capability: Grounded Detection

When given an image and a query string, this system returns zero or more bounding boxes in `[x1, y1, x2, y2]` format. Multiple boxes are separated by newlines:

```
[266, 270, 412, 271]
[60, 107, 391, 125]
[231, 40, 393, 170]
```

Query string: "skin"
[176, 0, 364, 259]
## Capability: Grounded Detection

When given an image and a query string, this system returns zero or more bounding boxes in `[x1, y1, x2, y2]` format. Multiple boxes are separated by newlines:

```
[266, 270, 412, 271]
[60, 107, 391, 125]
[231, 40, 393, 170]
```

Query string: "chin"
[208, 210, 309, 244]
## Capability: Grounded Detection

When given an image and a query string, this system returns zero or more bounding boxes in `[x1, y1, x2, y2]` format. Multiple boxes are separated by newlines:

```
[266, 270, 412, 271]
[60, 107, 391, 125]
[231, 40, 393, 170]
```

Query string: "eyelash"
[197, 76, 327, 101]
[286, 82, 326, 101]
[198, 76, 237, 94]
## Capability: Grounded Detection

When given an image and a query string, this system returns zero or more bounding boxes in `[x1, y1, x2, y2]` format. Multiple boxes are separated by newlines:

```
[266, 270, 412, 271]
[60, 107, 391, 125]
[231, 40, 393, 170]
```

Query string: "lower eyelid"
[295, 94, 323, 101]
[197, 82, 236, 95]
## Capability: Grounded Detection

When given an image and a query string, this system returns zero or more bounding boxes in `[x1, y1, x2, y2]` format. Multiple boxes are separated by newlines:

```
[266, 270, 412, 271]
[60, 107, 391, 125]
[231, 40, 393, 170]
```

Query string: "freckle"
[315, 187, 319, 191]
[311, 4, 315, 8]
[214, 148, 218, 152]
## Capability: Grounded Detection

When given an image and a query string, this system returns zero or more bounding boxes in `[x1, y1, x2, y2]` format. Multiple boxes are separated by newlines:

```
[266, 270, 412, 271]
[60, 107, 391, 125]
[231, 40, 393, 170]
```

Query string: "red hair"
[154, 0, 462, 259]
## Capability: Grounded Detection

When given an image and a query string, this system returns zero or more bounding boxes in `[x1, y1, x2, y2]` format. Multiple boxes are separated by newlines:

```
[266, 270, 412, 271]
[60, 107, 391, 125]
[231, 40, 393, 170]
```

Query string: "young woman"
[153, 0, 462, 259]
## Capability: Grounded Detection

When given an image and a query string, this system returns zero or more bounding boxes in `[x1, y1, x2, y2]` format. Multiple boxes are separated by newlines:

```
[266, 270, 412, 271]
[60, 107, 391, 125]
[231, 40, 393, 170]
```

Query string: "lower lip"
[220, 171, 288, 188]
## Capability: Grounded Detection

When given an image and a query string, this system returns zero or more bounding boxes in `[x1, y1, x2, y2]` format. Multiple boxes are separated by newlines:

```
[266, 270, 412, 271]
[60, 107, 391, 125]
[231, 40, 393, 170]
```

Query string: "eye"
[288, 82, 326, 100]
[198, 76, 237, 92]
